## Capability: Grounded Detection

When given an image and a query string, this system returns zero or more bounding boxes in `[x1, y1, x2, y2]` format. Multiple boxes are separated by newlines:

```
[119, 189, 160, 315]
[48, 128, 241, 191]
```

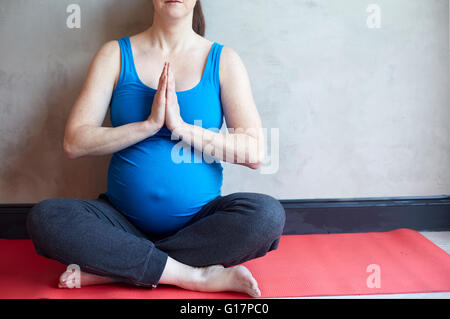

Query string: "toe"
[58, 272, 70, 287]
[249, 280, 261, 297]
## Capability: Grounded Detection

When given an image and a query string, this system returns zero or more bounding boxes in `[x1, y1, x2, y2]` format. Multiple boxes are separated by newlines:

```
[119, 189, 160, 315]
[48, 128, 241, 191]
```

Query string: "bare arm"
[170, 46, 265, 169]
[63, 41, 163, 159]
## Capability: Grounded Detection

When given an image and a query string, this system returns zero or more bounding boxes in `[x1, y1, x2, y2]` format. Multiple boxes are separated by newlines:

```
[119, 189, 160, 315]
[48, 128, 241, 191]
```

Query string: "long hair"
[192, 1, 205, 37]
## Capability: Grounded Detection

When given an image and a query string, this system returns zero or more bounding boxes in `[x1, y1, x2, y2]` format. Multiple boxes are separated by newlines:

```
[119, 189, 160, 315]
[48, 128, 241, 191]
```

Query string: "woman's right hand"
[146, 62, 168, 129]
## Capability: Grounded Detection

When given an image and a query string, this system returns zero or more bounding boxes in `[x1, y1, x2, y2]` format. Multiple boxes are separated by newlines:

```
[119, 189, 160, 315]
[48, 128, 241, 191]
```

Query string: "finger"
[160, 65, 168, 103]
[157, 63, 167, 97]
[168, 62, 175, 93]
[158, 62, 167, 91]
[157, 62, 167, 93]
[166, 62, 170, 100]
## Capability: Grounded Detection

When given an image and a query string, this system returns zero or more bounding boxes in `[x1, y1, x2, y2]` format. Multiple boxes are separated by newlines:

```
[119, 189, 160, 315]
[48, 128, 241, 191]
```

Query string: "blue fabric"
[105, 36, 224, 236]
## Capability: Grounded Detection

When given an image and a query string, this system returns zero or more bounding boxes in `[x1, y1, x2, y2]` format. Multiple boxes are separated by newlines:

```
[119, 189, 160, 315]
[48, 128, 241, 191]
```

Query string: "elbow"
[246, 135, 265, 170]
[247, 161, 262, 170]
[246, 152, 265, 170]
[63, 138, 80, 160]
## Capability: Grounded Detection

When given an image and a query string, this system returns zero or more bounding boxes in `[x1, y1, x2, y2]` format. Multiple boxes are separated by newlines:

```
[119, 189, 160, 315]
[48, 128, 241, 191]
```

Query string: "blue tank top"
[105, 36, 224, 236]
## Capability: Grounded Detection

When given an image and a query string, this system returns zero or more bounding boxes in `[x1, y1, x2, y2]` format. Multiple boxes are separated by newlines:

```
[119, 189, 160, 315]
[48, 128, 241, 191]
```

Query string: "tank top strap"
[206, 42, 224, 94]
[116, 36, 140, 85]
[116, 37, 224, 90]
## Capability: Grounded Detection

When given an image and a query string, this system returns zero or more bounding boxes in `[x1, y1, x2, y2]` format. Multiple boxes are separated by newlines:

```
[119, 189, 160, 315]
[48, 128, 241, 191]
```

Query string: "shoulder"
[85, 39, 121, 87]
[220, 46, 243, 66]
[89, 39, 120, 71]
[96, 39, 121, 60]
[218, 45, 249, 86]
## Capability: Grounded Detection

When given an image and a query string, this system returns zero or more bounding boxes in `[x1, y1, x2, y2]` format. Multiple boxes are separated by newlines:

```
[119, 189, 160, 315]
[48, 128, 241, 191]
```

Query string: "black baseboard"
[281, 195, 450, 235]
[0, 204, 31, 239]
[0, 195, 449, 239]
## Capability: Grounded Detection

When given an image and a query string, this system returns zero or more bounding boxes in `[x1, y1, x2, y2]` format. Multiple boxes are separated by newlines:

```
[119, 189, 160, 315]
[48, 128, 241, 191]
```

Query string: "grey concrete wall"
[0, 0, 448, 203]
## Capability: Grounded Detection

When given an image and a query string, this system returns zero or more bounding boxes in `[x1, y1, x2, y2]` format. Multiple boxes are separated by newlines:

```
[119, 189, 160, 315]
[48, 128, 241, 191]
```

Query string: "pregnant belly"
[105, 138, 223, 236]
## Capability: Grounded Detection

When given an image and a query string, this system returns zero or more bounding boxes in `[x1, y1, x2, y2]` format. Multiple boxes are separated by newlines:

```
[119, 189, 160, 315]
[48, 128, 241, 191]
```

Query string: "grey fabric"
[26, 192, 285, 288]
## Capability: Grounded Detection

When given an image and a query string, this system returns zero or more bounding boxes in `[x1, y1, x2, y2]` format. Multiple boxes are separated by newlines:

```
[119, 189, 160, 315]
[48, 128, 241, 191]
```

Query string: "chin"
[163, 12, 186, 20]
[154, 0, 194, 18]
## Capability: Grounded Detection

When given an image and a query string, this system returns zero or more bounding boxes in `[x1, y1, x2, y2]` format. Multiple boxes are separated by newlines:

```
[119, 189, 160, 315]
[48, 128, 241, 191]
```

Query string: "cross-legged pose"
[26, 0, 285, 297]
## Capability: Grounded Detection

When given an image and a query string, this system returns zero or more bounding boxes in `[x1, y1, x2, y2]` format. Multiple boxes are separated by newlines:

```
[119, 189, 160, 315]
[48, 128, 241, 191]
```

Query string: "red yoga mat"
[0, 228, 449, 299]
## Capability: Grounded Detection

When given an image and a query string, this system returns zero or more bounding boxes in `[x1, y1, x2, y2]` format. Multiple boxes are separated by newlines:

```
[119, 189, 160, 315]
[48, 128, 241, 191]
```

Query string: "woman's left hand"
[165, 62, 185, 132]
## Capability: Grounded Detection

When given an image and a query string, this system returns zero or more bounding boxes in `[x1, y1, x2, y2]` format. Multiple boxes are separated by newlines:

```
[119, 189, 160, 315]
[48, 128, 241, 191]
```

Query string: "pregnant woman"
[26, 0, 285, 297]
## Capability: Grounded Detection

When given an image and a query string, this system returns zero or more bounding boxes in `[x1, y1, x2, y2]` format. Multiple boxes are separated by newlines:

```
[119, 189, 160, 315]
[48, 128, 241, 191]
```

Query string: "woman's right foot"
[182, 264, 261, 297]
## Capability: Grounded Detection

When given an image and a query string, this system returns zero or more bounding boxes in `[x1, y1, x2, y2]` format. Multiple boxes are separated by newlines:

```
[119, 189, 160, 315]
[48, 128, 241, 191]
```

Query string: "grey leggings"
[26, 192, 286, 288]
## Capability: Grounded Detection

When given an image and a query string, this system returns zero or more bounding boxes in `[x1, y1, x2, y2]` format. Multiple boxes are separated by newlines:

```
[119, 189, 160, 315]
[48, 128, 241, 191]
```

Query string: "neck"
[145, 11, 198, 54]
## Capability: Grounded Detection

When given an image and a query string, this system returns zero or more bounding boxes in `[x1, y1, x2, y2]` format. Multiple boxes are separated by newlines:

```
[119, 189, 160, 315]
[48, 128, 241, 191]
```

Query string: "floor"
[280, 231, 450, 299]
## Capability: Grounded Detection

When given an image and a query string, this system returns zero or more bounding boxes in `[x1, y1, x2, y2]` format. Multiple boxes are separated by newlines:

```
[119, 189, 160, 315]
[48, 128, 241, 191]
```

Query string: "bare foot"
[58, 269, 119, 288]
[58, 263, 261, 298]
[190, 265, 261, 297]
